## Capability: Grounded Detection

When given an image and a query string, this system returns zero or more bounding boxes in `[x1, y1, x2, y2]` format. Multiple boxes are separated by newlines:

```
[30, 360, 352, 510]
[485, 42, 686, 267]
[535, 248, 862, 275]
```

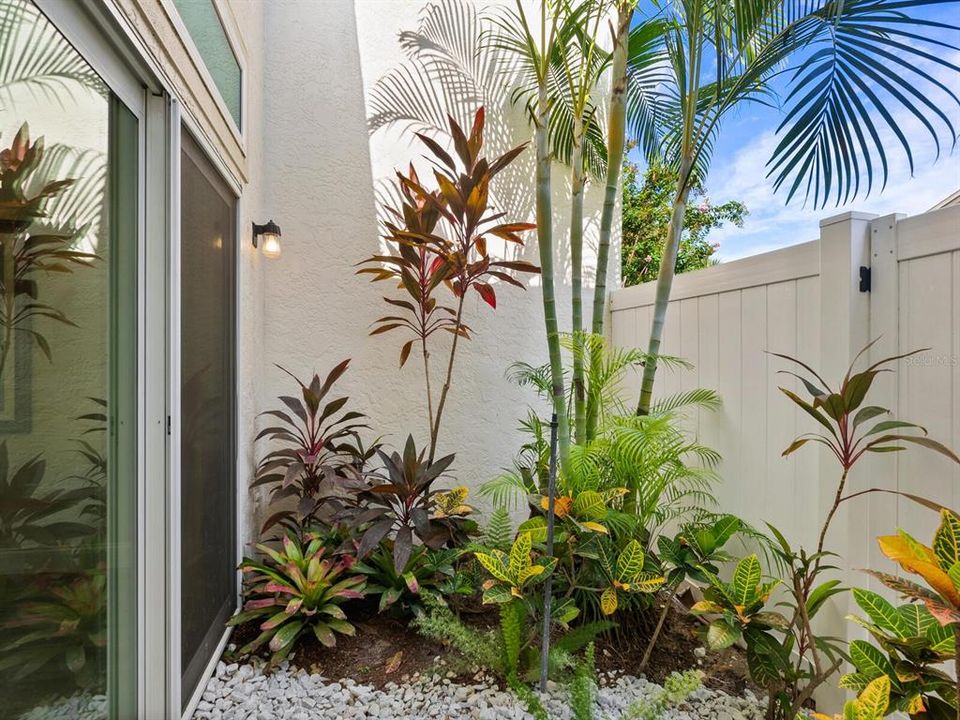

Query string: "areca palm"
[553, 2, 606, 445]
[489, 0, 571, 475]
[633, 0, 960, 414]
[490, 1, 668, 461]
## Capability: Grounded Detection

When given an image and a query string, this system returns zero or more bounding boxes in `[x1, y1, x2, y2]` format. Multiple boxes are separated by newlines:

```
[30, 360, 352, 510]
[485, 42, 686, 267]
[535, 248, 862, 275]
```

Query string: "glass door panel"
[179, 129, 236, 707]
[0, 1, 138, 718]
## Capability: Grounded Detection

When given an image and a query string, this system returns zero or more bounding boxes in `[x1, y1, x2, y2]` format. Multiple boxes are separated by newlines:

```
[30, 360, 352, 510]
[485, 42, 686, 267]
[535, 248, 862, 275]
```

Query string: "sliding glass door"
[0, 0, 138, 717]
[179, 129, 237, 707]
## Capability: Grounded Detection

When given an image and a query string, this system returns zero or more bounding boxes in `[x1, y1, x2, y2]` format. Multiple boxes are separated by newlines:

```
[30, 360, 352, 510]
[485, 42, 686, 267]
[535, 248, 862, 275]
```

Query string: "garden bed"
[191, 602, 764, 720]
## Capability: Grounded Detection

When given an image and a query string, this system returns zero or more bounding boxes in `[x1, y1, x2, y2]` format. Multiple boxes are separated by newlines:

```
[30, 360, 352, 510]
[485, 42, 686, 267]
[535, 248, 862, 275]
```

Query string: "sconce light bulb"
[262, 233, 281, 258]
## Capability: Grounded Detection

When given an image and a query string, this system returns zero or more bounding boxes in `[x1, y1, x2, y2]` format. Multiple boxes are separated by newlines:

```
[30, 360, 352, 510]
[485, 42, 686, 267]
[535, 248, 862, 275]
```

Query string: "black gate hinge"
[859, 266, 871, 292]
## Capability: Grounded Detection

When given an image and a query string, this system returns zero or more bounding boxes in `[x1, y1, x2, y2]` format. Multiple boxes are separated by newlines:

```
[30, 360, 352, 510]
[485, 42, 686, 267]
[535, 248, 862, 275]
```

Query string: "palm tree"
[553, 2, 606, 445]
[587, 9, 666, 439]
[490, 1, 669, 461]
[490, 0, 573, 474]
[632, 0, 960, 414]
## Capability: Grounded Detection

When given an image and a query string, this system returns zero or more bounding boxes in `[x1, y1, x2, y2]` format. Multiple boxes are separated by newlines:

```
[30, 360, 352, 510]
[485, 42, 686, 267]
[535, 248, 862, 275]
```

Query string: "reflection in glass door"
[0, 0, 138, 718]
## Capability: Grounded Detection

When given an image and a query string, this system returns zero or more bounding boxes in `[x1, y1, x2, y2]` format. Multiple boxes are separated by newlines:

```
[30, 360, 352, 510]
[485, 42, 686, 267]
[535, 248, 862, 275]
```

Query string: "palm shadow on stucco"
[364, 0, 538, 270]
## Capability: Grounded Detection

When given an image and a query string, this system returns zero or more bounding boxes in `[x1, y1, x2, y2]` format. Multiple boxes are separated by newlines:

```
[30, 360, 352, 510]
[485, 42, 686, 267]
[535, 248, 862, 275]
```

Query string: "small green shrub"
[619, 670, 703, 720]
[353, 542, 462, 615]
[569, 642, 597, 720]
[411, 604, 504, 674]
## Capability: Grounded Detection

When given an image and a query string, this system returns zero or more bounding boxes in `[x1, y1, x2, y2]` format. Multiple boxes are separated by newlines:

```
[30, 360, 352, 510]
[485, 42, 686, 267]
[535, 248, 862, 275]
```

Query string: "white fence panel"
[609, 205, 960, 704]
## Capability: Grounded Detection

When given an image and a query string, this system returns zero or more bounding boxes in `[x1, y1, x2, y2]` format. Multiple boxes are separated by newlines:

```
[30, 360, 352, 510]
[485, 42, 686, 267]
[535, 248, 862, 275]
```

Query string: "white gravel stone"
[189, 660, 767, 720]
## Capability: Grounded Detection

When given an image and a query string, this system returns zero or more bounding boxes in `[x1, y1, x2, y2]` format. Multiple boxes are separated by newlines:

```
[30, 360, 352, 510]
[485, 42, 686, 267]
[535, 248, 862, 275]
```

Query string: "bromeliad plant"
[353, 542, 463, 616]
[840, 510, 960, 718]
[229, 532, 366, 664]
[353, 435, 476, 574]
[253, 360, 371, 535]
[0, 569, 107, 690]
[358, 108, 538, 461]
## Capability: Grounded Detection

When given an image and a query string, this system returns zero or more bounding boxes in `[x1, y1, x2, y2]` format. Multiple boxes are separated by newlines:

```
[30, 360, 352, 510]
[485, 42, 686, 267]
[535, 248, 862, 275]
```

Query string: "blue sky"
[629, 6, 960, 261]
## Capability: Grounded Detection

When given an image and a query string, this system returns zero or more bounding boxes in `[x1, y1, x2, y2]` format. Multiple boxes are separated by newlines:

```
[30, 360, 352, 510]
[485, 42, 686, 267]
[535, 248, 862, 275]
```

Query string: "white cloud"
[706, 52, 960, 262]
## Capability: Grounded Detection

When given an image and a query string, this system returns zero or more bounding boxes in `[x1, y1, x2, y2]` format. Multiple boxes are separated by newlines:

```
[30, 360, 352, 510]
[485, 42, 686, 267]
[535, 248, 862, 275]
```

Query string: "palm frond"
[651, 388, 722, 415]
[0, 0, 106, 108]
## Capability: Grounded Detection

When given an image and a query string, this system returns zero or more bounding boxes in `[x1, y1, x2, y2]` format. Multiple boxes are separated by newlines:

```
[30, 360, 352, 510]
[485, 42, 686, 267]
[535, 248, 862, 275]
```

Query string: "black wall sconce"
[252, 219, 282, 258]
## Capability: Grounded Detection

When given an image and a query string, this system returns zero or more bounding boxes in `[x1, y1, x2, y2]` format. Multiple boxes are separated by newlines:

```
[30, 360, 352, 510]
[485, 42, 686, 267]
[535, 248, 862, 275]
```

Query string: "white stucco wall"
[248, 0, 619, 531]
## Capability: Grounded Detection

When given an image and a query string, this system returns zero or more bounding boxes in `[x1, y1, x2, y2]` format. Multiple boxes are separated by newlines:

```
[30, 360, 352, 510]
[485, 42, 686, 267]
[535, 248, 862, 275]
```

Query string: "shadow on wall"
[365, 0, 533, 239]
[258, 0, 380, 524]
[353, 0, 606, 500]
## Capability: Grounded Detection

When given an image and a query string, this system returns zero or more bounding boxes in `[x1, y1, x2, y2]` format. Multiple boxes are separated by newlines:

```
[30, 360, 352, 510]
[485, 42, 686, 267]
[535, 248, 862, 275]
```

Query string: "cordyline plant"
[694, 341, 960, 719]
[253, 360, 371, 536]
[353, 435, 476, 574]
[0, 123, 96, 379]
[229, 532, 366, 665]
[358, 108, 538, 462]
[774, 340, 960, 558]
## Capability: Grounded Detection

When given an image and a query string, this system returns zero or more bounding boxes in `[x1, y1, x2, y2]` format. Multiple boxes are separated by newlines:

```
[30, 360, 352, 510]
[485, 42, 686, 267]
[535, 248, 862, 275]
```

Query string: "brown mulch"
[226, 594, 755, 694]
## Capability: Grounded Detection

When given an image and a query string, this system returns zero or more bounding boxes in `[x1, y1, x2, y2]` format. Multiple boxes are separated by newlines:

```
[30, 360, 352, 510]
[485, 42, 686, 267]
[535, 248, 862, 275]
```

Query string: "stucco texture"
[249, 0, 619, 533]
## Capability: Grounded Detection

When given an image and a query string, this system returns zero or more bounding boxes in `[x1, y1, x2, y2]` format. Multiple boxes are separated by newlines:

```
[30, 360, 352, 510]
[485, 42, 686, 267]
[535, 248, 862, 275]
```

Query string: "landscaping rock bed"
[191, 660, 766, 720]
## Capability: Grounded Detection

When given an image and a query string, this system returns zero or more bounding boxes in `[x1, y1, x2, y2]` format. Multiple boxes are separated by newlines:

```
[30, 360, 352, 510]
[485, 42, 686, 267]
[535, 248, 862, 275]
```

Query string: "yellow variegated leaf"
[572, 490, 606, 521]
[854, 675, 890, 720]
[600, 587, 619, 615]
[879, 533, 936, 565]
[434, 486, 471, 517]
[474, 552, 510, 583]
[616, 540, 645, 583]
[581, 521, 609, 534]
[933, 510, 960, 571]
[508, 533, 532, 582]
[602, 487, 629, 502]
[517, 517, 548, 543]
[906, 694, 925, 715]
[691, 600, 724, 614]
[520, 565, 545, 584]
[632, 572, 665, 593]
[510, 586, 523, 599]
[879, 535, 960, 607]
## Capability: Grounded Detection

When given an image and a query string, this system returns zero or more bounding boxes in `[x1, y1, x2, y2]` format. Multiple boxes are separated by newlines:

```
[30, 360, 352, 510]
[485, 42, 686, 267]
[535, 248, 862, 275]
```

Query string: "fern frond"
[484, 507, 514, 552]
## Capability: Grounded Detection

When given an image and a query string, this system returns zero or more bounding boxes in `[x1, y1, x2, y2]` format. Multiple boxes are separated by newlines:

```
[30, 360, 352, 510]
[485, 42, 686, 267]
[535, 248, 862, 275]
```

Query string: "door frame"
[170, 111, 241, 720]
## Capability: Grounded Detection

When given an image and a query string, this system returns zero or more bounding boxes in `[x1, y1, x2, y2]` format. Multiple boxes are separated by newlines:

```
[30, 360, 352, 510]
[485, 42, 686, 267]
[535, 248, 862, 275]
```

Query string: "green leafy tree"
[621, 159, 746, 287]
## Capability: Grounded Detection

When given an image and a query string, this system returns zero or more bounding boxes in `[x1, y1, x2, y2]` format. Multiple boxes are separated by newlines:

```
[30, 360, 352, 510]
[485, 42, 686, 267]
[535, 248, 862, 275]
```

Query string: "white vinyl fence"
[609, 206, 960, 667]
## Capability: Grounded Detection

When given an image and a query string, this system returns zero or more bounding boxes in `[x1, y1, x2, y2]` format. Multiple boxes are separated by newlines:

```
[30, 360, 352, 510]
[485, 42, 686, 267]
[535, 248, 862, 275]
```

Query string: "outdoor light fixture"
[252, 219, 282, 258]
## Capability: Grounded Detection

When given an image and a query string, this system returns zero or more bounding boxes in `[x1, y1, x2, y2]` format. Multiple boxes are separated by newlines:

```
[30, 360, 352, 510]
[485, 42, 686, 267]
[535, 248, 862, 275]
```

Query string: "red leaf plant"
[358, 107, 538, 461]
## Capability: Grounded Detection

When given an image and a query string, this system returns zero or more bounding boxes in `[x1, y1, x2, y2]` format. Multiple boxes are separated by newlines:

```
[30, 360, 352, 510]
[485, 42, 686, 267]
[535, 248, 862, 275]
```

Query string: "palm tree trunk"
[636, 154, 693, 415]
[535, 80, 571, 477]
[589, 1, 632, 338]
[586, 2, 632, 441]
[570, 120, 586, 445]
